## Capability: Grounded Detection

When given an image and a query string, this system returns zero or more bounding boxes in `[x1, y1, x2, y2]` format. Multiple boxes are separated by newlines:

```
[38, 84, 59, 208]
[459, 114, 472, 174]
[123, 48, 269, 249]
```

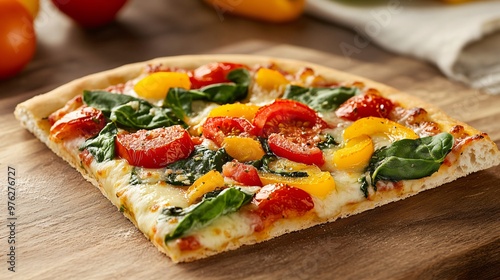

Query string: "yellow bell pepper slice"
[203, 0, 306, 23]
[255, 68, 289, 91]
[134, 72, 191, 99]
[186, 170, 225, 204]
[259, 170, 335, 198]
[222, 136, 265, 162]
[258, 159, 335, 198]
[208, 103, 260, 121]
[333, 135, 374, 170]
[343, 117, 418, 142]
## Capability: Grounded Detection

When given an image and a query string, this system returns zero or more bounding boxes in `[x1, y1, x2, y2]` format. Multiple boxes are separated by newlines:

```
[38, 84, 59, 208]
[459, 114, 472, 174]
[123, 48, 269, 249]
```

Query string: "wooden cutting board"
[1, 42, 499, 279]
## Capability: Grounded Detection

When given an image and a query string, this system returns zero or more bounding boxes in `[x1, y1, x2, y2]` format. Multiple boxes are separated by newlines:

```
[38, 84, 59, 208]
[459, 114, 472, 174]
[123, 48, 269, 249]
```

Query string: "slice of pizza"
[15, 55, 500, 262]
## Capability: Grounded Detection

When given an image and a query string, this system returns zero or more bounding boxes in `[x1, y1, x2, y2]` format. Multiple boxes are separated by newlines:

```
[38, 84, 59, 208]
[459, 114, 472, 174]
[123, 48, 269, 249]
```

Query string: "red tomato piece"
[252, 99, 328, 137]
[116, 125, 194, 168]
[335, 91, 395, 121]
[268, 133, 325, 166]
[50, 107, 106, 142]
[202, 117, 256, 146]
[51, 0, 128, 28]
[222, 161, 263, 186]
[176, 236, 201, 251]
[0, 0, 36, 79]
[48, 95, 84, 125]
[253, 183, 314, 230]
[188, 62, 247, 89]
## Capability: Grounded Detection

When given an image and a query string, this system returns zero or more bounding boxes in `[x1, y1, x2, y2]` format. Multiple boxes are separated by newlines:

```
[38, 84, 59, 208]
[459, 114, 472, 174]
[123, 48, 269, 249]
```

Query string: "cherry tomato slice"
[222, 161, 263, 186]
[335, 90, 395, 121]
[253, 183, 314, 230]
[48, 95, 84, 125]
[268, 133, 325, 166]
[116, 125, 194, 168]
[188, 62, 247, 89]
[252, 99, 328, 137]
[202, 117, 256, 146]
[50, 107, 106, 142]
[176, 236, 201, 251]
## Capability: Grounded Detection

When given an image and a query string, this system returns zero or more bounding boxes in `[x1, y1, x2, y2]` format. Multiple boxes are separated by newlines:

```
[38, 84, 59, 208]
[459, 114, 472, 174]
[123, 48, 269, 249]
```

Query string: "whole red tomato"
[51, 0, 128, 28]
[0, 0, 36, 79]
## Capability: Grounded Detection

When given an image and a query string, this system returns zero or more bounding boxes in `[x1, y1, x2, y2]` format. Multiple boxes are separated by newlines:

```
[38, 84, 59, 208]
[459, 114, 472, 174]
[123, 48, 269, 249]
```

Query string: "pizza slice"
[15, 55, 500, 262]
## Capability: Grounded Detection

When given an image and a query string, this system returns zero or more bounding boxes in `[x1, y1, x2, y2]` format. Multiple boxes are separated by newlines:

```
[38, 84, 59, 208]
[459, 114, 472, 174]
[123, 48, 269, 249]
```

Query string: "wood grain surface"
[1, 1, 500, 279]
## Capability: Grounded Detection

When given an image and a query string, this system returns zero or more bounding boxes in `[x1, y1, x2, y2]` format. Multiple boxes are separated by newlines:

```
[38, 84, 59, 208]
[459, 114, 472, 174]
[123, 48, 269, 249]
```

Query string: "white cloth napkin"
[306, 0, 500, 94]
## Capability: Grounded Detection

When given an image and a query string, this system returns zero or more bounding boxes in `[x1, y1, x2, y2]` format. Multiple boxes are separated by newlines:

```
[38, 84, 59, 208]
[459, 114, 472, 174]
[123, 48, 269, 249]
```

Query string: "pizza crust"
[15, 55, 500, 263]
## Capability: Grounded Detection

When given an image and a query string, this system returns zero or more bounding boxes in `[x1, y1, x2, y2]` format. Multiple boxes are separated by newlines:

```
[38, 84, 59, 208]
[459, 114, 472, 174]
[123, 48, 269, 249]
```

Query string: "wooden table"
[1, 1, 499, 279]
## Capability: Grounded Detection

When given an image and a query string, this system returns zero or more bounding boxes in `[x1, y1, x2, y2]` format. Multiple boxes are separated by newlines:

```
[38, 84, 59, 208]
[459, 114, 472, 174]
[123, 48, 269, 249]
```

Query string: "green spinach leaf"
[283, 85, 358, 112]
[163, 69, 251, 120]
[83, 90, 137, 117]
[162, 187, 254, 241]
[164, 146, 232, 186]
[80, 122, 117, 162]
[83, 90, 184, 129]
[317, 134, 338, 150]
[369, 132, 454, 184]
[110, 101, 181, 129]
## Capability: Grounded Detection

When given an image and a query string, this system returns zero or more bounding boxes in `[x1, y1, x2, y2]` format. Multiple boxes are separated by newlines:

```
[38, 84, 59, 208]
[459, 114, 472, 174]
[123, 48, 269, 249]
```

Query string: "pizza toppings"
[367, 132, 454, 185]
[45, 61, 464, 256]
[336, 89, 395, 121]
[258, 159, 335, 198]
[201, 117, 256, 146]
[267, 133, 325, 166]
[254, 68, 289, 91]
[134, 72, 191, 99]
[343, 116, 419, 142]
[162, 187, 254, 242]
[186, 170, 225, 204]
[115, 126, 194, 168]
[253, 184, 314, 229]
[188, 62, 247, 89]
[221, 136, 265, 162]
[252, 99, 328, 137]
[222, 161, 263, 187]
[333, 135, 374, 170]
[50, 106, 106, 142]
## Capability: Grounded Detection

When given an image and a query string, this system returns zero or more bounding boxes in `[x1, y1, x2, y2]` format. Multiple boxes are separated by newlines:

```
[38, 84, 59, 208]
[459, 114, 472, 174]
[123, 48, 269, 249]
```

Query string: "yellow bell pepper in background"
[343, 117, 419, 142]
[208, 103, 260, 121]
[255, 68, 289, 91]
[134, 72, 191, 99]
[203, 0, 306, 23]
[186, 170, 225, 204]
[333, 135, 374, 170]
[258, 158, 336, 198]
[222, 136, 266, 162]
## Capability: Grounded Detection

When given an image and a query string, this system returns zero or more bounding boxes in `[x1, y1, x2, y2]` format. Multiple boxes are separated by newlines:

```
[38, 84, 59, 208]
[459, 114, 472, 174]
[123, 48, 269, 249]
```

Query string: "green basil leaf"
[163, 69, 251, 120]
[83, 90, 137, 117]
[83, 90, 184, 129]
[110, 101, 182, 129]
[163, 187, 254, 241]
[80, 122, 117, 162]
[164, 146, 232, 186]
[369, 132, 454, 183]
[164, 88, 195, 120]
[283, 85, 358, 112]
